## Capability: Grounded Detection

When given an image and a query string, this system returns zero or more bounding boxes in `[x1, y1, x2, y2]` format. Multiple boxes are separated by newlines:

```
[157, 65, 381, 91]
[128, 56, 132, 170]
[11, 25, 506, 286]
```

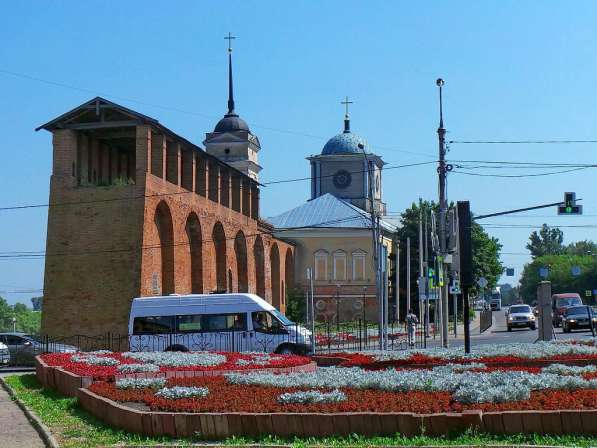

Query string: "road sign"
[571, 266, 582, 277]
[539, 267, 549, 278]
[558, 192, 583, 215]
[586, 290, 592, 297]
[449, 279, 461, 294]
[506, 268, 514, 276]
[593, 289, 597, 296]
[477, 277, 488, 288]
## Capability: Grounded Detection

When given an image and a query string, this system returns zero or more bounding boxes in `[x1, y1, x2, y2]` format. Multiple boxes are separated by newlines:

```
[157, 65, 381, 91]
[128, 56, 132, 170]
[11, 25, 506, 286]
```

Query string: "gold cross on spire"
[341, 96, 353, 118]
[225, 32, 236, 53]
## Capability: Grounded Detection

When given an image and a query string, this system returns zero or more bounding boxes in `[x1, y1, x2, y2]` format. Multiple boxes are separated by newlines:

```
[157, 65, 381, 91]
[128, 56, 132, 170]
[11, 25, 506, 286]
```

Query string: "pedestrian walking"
[406, 309, 419, 347]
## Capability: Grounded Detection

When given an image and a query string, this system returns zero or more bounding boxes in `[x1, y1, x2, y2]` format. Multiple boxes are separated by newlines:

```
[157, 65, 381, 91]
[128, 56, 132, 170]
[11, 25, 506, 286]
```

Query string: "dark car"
[562, 306, 597, 333]
[0, 333, 77, 366]
[552, 293, 583, 327]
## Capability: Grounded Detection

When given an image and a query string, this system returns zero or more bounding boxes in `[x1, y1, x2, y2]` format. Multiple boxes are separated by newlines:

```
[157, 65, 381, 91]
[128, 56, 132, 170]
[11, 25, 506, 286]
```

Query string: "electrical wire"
[452, 167, 589, 178]
[0, 213, 385, 261]
[449, 139, 597, 144]
[0, 161, 437, 212]
[0, 68, 436, 158]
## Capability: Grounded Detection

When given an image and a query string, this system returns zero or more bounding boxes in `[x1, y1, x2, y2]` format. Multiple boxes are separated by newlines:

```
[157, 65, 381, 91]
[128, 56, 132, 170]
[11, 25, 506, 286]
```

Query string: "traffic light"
[558, 192, 583, 215]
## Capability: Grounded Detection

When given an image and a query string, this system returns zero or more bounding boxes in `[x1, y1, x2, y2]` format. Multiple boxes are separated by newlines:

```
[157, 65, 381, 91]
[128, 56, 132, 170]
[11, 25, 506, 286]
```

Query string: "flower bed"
[40, 351, 312, 381]
[330, 341, 597, 369]
[87, 362, 597, 414]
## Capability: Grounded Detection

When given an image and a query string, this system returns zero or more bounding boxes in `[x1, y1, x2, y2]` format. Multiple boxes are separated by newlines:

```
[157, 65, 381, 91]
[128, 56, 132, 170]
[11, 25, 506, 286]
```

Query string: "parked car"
[562, 306, 597, 333]
[0, 333, 77, 366]
[0, 341, 9, 367]
[129, 293, 312, 355]
[507, 304, 536, 332]
[552, 293, 583, 327]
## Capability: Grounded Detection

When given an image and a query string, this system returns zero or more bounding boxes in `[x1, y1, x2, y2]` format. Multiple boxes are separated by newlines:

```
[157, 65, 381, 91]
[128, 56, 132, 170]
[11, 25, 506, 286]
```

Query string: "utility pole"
[436, 78, 450, 348]
[424, 209, 430, 338]
[406, 237, 411, 315]
[418, 200, 424, 329]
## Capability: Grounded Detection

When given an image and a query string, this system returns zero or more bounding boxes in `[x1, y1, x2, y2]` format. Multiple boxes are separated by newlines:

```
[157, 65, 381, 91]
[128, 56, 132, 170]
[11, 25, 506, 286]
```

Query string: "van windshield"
[270, 309, 294, 326]
[556, 297, 582, 308]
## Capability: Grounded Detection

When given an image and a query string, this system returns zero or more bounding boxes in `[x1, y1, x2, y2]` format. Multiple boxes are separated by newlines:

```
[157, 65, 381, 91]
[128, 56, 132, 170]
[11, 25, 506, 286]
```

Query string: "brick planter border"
[76, 387, 597, 438]
[35, 356, 317, 398]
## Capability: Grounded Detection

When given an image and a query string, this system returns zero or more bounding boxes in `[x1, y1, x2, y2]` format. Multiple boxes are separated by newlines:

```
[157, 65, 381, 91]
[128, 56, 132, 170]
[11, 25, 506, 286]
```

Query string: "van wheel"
[165, 344, 189, 352]
[275, 344, 297, 355]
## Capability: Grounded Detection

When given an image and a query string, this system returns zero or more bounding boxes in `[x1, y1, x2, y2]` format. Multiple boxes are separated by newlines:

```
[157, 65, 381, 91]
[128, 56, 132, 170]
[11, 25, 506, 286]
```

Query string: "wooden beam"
[59, 120, 140, 130]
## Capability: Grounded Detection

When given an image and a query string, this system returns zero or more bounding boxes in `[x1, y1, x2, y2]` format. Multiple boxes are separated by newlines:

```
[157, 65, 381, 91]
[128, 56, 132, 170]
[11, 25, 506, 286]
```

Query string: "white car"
[0, 341, 10, 366]
[507, 304, 536, 331]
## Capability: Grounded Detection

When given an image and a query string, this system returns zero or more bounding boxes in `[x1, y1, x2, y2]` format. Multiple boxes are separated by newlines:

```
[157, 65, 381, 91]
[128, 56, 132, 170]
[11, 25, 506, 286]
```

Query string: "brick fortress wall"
[41, 117, 293, 338]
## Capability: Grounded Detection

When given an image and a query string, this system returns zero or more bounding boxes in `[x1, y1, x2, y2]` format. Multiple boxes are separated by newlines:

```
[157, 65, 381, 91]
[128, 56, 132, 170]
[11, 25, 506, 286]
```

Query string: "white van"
[128, 293, 312, 355]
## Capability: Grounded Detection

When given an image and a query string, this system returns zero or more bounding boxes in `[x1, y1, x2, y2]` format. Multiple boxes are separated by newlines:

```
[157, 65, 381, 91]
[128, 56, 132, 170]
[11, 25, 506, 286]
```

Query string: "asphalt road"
[439, 307, 596, 348]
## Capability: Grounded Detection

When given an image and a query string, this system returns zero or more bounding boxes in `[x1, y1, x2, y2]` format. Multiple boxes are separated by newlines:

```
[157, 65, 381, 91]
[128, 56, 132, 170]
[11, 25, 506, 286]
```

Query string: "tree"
[285, 287, 307, 323]
[0, 296, 41, 333]
[526, 224, 564, 258]
[396, 200, 503, 316]
[519, 254, 596, 304]
[470, 221, 504, 296]
[566, 240, 597, 257]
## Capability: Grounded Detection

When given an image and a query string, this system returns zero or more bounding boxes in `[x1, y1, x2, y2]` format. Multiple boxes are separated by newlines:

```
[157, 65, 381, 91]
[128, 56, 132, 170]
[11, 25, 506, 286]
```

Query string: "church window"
[333, 250, 347, 281]
[314, 251, 328, 281]
[224, 148, 230, 154]
[352, 250, 366, 281]
[333, 170, 352, 189]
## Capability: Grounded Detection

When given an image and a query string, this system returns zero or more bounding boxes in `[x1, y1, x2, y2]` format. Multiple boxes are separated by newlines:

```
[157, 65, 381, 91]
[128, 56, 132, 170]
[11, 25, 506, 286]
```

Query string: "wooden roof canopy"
[36, 97, 260, 185]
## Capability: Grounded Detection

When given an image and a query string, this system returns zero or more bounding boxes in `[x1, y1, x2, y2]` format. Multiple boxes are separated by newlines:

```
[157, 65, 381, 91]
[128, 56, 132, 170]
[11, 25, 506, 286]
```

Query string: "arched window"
[314, 250, 328, 281]
[253, 236, 266, 298]
[333, 250, 347, 281]
[234, 231, 248, 293]
[154, 202, 175, 294]
[352, 249, 367, 281]
[212, 222, 227, 292]
[185, 213, 203, 293]
[270, 243, 281, 308]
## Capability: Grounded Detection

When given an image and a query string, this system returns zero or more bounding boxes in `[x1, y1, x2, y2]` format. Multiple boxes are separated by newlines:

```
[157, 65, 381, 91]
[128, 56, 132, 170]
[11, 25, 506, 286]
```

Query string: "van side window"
[176, 313, 247, 333]
[251, 311, 285, 334]
[133, 316, 174, 334]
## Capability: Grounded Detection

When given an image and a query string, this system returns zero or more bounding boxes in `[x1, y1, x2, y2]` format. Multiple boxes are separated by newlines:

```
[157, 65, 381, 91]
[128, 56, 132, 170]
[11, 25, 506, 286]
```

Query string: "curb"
[0, 377, 60, 448]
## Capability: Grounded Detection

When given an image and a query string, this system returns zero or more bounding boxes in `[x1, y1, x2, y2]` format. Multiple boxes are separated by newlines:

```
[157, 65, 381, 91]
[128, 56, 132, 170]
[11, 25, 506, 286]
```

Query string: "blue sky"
[1, 1, 596, 305]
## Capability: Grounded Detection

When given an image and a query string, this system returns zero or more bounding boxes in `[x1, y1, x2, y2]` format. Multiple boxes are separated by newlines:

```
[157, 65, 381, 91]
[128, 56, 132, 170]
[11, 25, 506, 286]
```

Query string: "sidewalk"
[0, 381, 45, 448]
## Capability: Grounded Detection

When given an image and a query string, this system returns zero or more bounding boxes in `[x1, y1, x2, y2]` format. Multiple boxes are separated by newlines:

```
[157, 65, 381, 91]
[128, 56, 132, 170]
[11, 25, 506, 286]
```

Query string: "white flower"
[542, 363, 597, 375]
[71, 354, 119, 366]
[155, 386, 209, 400]
[122, 351, 226, 367]
[278, 389, 346, 404]
[116, 378, 166, 390]
[226, 364, 597, 404]
[116, 363, 160, 373]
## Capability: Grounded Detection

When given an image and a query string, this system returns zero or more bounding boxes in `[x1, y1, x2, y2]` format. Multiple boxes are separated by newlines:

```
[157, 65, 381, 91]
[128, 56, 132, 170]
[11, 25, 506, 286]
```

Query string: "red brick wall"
[42, 126, 293, 338]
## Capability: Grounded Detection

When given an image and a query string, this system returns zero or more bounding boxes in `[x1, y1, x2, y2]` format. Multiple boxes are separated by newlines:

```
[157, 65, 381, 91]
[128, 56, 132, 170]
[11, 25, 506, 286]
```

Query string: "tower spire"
[224, 32, 237, 116]
[341, 96, 353, 133]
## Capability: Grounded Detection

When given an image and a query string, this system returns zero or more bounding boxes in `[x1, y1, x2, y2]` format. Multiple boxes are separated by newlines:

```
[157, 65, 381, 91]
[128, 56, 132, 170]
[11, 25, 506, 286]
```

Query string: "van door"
[175, 312, 249, 352]
[249, 311, 289, 353]
[129, 315, 174, 352]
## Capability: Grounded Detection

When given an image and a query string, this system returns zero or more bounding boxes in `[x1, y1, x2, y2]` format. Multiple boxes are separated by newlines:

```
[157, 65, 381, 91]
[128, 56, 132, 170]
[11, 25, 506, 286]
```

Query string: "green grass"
[4, 374, 597, 447]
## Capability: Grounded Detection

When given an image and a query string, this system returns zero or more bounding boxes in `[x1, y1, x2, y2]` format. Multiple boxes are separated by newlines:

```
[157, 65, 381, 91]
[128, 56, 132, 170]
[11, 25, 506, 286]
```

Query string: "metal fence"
[479, 309, 493, 333]
[1, 321, 428, 366]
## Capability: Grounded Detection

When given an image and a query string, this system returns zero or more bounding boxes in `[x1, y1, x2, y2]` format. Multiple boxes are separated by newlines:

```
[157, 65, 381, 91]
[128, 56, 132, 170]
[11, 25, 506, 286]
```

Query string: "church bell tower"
[204, 33, 262, 181]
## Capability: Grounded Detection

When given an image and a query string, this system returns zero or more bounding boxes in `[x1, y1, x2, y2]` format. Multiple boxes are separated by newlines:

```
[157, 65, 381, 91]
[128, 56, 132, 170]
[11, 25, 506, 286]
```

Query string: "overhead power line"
[0, 160, 436, 212]
[0, 213, 382, 261]
[0, 68, 436, 158]
[449, 139, 597, 144]
[452, 167, 590, 178]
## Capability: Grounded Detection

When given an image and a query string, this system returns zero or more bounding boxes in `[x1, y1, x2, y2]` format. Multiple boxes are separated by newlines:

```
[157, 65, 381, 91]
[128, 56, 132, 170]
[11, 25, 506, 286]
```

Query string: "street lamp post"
[336, 284, 341, 333]
[11, 317, 16, 332]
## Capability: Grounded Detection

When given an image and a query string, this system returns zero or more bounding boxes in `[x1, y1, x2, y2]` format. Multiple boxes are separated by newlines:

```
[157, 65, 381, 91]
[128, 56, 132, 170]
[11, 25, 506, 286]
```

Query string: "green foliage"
[526, 224, 564, 257]
[519, 254, 597, 303]
[285, 287, 307, 323]
[470, 221, 504, 295]
[396, 200, 503, 312]
[6, 374, 597, 447]
[0, 296, 41, 333]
